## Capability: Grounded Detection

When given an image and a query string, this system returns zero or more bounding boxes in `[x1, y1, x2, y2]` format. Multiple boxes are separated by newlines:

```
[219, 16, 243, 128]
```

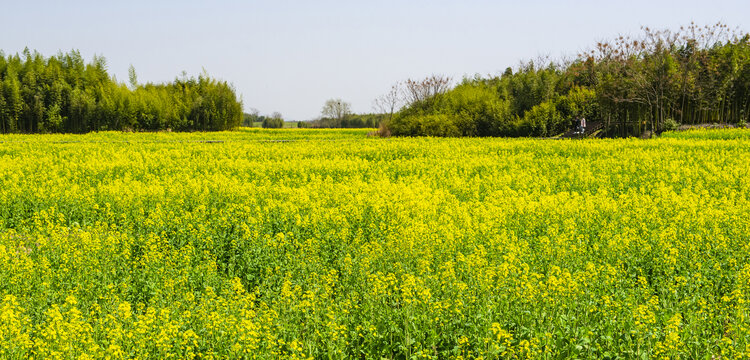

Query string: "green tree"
[128, 64, 138, 90]
[262, 112, 284, 128]
[321, 98, 352, 125]
[1, 74, 23, 133]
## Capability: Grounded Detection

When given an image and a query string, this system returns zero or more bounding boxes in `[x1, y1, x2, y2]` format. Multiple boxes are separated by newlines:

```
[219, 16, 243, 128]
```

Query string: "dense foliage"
[389, 24, 750, 137]
[261, 113, 285, 128]
[0, 49, 243, 133]
[1, 128, 750, 358]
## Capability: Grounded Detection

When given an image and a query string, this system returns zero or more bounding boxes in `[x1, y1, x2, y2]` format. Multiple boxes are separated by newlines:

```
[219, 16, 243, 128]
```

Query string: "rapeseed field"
[1, 128, 749, 359]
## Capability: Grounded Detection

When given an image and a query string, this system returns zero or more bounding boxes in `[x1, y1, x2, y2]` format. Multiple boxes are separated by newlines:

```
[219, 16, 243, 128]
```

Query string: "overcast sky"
[2, 0, 749, 120]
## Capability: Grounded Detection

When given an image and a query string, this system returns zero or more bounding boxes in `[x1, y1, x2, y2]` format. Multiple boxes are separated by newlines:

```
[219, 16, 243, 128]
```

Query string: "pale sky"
[2, 0, 749, 120]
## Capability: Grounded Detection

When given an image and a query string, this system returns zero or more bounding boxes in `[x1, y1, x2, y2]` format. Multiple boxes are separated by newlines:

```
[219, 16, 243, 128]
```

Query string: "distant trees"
[0, 49, 243, 133]
[243, 108, 260, 126]
[321, 99, 352, 123]
[306, 113, 385, 129]
[385, 23, 750, 137]
[341, 113, 386, 128]
[262, 112, 284, 128]
[306, 98, 383, 128]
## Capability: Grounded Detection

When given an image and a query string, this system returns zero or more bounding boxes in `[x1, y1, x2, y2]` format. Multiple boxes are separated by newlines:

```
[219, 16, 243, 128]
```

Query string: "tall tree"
[128, 64, 138, 90]
[373, 82, 402, 122]
[321, 98, 352, 124]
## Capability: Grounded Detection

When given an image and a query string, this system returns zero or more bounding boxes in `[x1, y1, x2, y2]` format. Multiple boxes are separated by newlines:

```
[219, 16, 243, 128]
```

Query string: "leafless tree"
[402, 74, 452, 105]
[586, 22, 744, 134]
[373, 82, 403, 121]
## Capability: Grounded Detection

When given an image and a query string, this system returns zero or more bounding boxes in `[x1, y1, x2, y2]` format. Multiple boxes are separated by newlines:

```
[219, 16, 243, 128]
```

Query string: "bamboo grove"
[0, 49, 243, 133]
[388, 23, 750, 137]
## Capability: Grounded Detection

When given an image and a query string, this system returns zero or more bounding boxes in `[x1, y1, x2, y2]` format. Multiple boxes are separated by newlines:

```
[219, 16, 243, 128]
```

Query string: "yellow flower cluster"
[0, 128, 749, 358]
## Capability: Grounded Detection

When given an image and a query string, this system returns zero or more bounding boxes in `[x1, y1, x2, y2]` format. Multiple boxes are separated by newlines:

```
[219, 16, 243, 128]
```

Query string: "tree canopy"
[0, 49, 243, 133]
[386, 23, 750, 137]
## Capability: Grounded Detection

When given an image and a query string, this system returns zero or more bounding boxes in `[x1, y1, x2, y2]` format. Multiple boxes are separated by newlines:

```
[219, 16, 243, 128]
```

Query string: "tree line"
[0, 49, 242, 133]
[301, 98, 386, 128]
[252, 98, 386, 129]
[382, 23, 750, 137]
[243, 109, 286, 128]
